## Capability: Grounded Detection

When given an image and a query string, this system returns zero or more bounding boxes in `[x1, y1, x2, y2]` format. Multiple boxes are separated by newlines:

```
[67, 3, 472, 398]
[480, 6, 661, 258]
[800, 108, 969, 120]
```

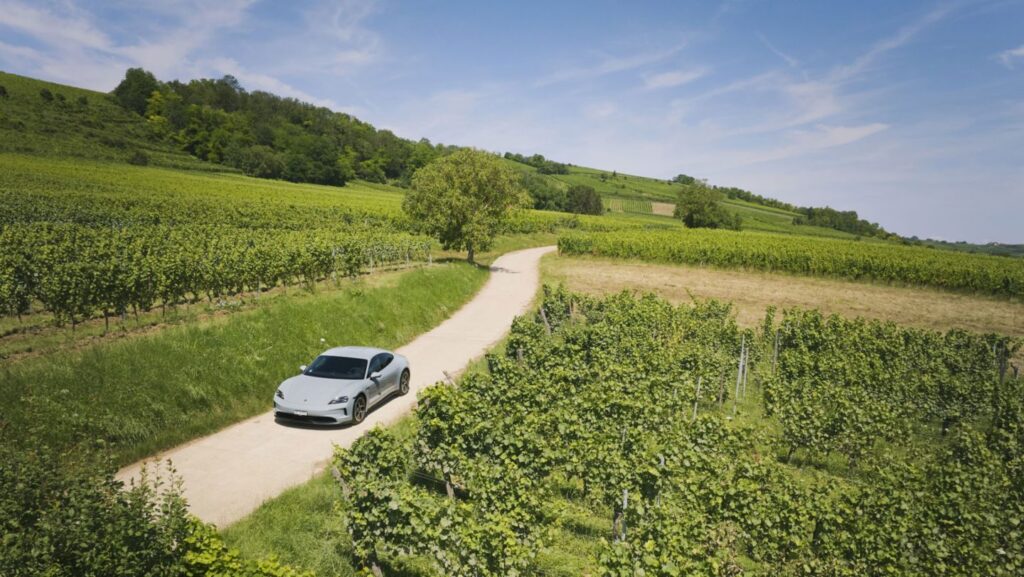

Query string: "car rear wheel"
[352, 395, 367, 424]
[399, 369, 410, 396]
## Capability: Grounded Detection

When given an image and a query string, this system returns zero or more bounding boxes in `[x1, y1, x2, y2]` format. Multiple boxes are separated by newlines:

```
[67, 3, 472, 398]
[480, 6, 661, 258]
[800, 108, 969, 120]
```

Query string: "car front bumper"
[273, 401, 351, 425]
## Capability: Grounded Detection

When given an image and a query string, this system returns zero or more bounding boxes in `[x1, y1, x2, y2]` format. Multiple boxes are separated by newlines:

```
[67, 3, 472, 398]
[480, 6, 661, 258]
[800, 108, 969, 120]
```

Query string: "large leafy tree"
[404, 149, 528, 263]
[674, 185, 741, 230]
[112, 68, 160, 115]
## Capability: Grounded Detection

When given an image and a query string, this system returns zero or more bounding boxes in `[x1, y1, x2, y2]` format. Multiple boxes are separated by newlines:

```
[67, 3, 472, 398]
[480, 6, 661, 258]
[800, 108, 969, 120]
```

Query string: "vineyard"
[559, 230, 1024, 298]
[0, 154, 639, 329]
[331, 287, 1022, 576]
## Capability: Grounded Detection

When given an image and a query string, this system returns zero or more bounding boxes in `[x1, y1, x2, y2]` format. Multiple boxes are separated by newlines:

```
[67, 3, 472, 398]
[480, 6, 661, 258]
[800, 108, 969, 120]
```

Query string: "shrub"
[0, 85, 8, 98]
[127, 149, 150, 166]
[39, 88, 53, 102]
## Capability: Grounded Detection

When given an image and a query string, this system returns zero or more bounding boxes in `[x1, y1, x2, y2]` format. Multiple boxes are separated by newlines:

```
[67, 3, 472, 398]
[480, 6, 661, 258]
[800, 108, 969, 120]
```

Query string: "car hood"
[278, 374, 365, 405]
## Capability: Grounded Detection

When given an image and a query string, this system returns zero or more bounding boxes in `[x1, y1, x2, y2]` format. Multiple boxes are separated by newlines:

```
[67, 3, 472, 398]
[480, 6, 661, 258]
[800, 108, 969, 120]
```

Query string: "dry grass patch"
[545, 255, 1024, 349]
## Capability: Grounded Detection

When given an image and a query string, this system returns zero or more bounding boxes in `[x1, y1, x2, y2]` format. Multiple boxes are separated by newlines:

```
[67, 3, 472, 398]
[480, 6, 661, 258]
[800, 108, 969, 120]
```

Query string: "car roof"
[320, 346, 389, 360]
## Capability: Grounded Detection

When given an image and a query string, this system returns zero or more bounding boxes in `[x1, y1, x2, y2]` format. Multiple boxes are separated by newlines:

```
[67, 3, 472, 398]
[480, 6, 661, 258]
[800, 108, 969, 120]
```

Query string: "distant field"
[560, 230, 1024, 299]
[544, 255, 1024, 358]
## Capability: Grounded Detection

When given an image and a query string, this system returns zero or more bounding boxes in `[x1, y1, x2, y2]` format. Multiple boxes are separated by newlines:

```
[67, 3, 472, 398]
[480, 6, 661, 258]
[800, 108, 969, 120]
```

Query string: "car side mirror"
[369, 371, 382, 380]
[299, 365, 307, 372]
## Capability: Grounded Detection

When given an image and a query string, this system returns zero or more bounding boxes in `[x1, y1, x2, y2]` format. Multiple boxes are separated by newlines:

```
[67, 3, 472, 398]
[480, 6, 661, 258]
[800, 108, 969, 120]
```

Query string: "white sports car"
[273, 346, 410, 425]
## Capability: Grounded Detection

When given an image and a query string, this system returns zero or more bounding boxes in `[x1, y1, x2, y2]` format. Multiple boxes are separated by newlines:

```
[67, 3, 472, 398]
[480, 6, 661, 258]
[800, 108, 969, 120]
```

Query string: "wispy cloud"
[536, 43, 686, 87]
[643, 67, 708, 89]
[758, 33, 799, 68]
[830, 5, 951, 83]
[996, 44, 1024, 68]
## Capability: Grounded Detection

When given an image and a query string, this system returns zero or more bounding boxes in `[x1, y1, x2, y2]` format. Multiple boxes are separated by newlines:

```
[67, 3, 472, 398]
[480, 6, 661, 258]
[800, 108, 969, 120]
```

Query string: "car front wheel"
[352, 395, 367, 424]
[399, 369, 410, 396]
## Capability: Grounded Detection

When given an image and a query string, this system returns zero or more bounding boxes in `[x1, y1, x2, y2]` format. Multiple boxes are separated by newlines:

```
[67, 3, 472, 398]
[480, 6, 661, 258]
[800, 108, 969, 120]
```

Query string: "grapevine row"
[334, 287, 1021, 576]
[0, 223, 431, 326]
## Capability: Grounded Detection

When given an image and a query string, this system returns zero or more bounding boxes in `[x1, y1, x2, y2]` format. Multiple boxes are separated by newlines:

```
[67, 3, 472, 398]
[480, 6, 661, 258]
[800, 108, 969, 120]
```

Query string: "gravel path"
[116, 246, 555, 527]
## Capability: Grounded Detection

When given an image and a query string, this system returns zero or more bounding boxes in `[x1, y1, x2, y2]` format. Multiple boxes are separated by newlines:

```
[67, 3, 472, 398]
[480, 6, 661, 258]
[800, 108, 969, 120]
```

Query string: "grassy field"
[0, 263, 488, 465]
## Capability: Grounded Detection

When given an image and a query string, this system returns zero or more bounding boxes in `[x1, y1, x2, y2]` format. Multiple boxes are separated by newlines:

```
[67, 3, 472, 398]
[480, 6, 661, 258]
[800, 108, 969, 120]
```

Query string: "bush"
[0, 85, 8, 98]
[565, 184, 603, 215]
[0, 439, 312, 576]
[127, 149, 150, 166]
[39, 88, 53, 102]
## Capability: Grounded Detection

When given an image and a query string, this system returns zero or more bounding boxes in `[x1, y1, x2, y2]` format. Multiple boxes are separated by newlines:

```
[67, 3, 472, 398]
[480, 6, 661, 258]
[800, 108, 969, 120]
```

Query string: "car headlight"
[276, 389, 285, 399]
[328, 395, 349, 405]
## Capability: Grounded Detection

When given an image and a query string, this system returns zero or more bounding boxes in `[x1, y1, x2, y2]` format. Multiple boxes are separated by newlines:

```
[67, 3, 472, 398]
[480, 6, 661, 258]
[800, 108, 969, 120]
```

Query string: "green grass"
[0, 263, 489, 465]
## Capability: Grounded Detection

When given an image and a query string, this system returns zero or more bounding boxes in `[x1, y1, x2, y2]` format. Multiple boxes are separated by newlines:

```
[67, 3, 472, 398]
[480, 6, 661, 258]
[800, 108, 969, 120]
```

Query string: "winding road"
[117, 246, 556, 528]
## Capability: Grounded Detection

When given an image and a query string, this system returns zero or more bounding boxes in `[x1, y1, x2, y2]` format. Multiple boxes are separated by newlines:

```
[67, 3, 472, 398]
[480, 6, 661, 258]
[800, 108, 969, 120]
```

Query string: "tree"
[404, 149, 528, 263]
[112, 68, 160, 115]
[674, 185, 742, 230]
[565, 184, 603, 215]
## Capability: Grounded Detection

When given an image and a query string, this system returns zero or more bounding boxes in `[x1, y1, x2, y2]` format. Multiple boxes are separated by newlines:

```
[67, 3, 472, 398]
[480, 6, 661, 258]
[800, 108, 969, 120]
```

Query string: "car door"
[377, 353, 397, 395]
[366, 354, 384, 405]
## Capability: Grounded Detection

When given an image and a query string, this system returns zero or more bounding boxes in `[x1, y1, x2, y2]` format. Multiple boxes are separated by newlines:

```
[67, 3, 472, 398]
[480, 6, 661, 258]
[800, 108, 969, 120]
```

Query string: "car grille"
[275, 412, 339, 425]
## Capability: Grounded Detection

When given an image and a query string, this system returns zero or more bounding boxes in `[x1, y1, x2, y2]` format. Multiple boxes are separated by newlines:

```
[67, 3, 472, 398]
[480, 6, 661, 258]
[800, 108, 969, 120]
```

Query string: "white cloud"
[997, 44, 1024, 68]
[0, 1, 114, 52]
[643, 67, 708, 89]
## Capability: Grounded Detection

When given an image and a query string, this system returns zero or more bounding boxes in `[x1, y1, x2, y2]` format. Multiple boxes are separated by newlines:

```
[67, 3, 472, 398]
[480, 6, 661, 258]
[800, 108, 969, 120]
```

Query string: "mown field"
[225, 286, 1022, 576]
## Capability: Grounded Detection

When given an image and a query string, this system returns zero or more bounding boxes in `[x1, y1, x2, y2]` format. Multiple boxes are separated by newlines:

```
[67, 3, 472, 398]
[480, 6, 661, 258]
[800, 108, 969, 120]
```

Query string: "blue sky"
[1, 0, 1022, 243]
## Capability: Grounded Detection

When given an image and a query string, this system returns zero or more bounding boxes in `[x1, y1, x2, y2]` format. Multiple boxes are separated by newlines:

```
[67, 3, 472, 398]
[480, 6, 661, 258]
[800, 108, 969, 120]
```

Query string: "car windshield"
[304, 356, 367, 380]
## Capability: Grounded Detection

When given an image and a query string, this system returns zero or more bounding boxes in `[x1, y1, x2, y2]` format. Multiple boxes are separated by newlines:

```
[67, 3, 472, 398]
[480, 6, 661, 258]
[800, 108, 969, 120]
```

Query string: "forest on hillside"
[113, 68, 454, 187]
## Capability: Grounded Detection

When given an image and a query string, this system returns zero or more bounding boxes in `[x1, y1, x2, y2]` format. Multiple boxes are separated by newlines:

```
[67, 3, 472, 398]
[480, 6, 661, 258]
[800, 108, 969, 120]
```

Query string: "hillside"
[0, 71, 213, 170]
[503, 156, 863, 239]
[0, 70, 896, 243]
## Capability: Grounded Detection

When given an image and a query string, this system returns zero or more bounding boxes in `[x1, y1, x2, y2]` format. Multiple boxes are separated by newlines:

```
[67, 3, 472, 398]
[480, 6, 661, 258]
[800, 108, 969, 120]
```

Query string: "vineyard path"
[117, 245, 556, 528]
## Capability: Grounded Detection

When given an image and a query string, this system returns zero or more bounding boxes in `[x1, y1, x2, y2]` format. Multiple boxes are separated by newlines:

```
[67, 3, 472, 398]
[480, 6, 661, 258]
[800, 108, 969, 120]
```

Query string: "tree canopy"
[565, 184, 603, 215]
[112, 68, 159, 115]
[674, 185, 742, 230]
[404, 150, 529, 262]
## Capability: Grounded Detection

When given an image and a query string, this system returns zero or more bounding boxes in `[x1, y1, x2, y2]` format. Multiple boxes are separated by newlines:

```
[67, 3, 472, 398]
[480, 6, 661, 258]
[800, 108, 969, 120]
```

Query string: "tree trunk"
[467, 242, 475, 264]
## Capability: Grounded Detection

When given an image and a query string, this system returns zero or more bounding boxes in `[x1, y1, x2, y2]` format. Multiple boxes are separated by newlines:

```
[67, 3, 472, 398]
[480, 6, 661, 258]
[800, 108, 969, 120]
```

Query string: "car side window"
[379, 354, 394, 370]
[368, 354, 383, 375]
